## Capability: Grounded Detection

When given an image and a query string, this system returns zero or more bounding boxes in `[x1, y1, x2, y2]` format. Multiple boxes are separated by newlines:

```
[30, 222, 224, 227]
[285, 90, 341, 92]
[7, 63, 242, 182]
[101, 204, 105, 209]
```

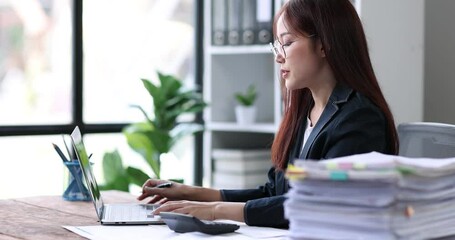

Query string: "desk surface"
[0, 190, 138, 240]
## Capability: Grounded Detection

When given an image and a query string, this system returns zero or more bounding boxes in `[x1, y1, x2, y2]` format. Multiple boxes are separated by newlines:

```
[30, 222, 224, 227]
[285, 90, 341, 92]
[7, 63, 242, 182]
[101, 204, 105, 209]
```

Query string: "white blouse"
[300, 117, 314, 156]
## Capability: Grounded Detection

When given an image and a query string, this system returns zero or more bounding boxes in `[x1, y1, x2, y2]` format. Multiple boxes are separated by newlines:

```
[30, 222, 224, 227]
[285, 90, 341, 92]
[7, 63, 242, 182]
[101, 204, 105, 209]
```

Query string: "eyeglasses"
[269, 41, 283, 58]
[270, 34, 316, 58]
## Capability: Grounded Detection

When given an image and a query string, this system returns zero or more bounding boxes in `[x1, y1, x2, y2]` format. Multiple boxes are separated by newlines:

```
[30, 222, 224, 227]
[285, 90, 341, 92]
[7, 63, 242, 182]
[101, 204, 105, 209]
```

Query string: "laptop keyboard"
[104, 205, 154, 221]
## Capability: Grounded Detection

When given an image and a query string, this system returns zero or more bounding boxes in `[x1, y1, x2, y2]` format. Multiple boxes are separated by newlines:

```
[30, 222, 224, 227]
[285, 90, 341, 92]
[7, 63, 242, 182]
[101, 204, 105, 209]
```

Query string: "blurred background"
[0, 0, 197, 198]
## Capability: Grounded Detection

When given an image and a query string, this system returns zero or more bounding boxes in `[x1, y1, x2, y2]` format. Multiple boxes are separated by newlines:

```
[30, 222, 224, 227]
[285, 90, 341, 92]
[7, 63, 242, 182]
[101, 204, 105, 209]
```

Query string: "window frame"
[0, 0, 204, 186]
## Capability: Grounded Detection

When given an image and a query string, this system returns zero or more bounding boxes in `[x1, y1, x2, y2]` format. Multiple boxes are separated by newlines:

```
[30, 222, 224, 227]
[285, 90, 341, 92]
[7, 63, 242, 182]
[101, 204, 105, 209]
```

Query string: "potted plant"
[100, 71, 207, 191]
[234, 84, 258, 125]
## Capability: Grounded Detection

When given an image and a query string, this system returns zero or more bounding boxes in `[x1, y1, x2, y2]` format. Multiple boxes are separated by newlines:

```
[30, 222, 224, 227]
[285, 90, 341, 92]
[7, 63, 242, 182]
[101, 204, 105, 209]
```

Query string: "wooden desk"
[0, 190, 138, 240]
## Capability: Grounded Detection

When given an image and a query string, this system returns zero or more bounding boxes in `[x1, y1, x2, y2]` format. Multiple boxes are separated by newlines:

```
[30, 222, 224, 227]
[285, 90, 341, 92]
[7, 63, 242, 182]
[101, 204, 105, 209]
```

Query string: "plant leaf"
[158, 71, 182, 98]
[123, 129, 175, 180]
[102, 150, 125, 184]
[141, 78, 162, 104]
[126, 166, 151, 187]
[99, 181, 129, 192]
[98, 150, 130, 192]
[146, 129, 172, 153]
[170, 123, 204, 146]
[235, 84, 257, 106]
[123, 123, 163, 178]
[130, 104, 154, 126]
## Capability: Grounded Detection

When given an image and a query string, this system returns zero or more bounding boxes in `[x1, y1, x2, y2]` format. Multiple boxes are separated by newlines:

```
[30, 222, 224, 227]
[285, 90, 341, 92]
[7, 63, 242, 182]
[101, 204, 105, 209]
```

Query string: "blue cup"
[63, 160, 91, 201]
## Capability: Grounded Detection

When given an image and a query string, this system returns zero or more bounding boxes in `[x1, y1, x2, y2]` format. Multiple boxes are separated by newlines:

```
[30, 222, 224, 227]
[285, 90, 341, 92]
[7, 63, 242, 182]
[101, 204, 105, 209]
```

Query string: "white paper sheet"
[63, 223, 287, 240]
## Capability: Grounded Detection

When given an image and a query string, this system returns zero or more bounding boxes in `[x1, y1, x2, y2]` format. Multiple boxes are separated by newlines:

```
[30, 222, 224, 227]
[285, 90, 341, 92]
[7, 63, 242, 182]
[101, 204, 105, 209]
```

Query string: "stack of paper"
[284, 152, 455, 240]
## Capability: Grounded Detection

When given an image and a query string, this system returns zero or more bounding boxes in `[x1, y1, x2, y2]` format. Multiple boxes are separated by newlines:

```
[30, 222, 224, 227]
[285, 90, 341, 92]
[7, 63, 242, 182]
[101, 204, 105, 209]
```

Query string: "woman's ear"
[317, 40, 326, 58]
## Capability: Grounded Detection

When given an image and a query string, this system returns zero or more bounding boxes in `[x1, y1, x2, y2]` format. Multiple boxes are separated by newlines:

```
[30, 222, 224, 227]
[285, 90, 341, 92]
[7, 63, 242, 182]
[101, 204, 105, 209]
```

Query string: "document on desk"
[63, 223, 287, 240]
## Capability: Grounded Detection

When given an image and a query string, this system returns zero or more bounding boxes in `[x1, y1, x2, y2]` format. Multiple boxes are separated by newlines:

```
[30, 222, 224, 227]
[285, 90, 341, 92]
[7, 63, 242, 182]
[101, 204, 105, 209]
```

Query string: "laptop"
[70, 126, 164, 225]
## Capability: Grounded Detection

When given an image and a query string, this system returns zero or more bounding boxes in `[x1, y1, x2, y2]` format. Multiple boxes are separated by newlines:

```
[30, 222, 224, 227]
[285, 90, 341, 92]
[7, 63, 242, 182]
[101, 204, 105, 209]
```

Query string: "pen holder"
[63, 160, 91, 201]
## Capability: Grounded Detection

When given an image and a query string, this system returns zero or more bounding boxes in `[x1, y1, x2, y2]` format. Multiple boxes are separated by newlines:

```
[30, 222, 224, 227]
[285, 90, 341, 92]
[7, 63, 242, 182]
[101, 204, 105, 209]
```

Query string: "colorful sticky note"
[330, 171, 348, 181]
[353, 162, 366, 170]
[326, 162, 337, 170]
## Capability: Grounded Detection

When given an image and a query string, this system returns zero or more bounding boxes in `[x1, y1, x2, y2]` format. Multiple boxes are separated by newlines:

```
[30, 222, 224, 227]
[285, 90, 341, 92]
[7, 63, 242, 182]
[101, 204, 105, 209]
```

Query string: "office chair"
[398, 122, 455, 158]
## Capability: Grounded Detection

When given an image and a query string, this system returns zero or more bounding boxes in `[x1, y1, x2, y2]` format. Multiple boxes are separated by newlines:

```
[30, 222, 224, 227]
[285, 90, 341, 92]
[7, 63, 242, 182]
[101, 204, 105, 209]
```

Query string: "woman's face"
[275, 15, 326, 91]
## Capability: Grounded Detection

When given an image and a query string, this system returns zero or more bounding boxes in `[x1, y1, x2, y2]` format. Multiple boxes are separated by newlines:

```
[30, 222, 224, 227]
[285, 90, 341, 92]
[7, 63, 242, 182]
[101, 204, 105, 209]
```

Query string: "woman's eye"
[283, 41, 294, 47]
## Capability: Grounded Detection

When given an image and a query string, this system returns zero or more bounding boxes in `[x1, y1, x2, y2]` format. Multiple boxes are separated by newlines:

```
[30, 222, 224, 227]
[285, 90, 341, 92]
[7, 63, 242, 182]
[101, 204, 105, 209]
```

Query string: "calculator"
[159, 212, 240, 235]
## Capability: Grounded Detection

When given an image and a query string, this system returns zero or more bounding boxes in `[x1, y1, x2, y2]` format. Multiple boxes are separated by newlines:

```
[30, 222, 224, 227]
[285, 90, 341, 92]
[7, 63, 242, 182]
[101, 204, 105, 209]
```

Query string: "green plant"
[99, 150, 146, 191]
[234, 84, 257, 106]
[100, 71, 207, 191]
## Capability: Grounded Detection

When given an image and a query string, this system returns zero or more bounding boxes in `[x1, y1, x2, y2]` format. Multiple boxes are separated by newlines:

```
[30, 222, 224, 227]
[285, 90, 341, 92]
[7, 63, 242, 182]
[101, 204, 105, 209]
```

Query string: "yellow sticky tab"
[353, 162, 366, 170]
[287, 164, 298, 170]
[326, 162, 337, 170]
[285, 164, 307, 180]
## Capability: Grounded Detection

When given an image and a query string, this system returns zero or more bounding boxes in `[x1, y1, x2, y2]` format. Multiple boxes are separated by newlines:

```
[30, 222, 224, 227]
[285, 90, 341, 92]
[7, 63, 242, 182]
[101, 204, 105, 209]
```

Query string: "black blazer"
[220, 84, 393, 228]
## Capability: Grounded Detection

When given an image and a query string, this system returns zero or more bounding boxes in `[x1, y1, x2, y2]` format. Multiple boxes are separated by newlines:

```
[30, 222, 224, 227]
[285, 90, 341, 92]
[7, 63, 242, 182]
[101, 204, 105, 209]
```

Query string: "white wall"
[424, 0, 455, 124]
[360, 0, 425, 125]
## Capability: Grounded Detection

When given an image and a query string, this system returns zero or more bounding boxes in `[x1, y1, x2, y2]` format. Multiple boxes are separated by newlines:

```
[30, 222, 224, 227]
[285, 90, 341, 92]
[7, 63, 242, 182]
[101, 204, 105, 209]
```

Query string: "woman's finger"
[137, 182, 167, 201]
[143, 186, 168, 197]
[147, 195, 164, 204]
[153, 197, 167, 205]
[141, 179, 155, 189]
[153, 201, 187, 214]
[137, 188, 158, 201]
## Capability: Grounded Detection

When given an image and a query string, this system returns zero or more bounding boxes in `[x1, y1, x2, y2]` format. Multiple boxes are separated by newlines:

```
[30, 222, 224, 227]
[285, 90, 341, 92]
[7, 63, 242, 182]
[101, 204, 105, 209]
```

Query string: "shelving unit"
[201, 0, 376, 187]
[202, 0, 281, 187]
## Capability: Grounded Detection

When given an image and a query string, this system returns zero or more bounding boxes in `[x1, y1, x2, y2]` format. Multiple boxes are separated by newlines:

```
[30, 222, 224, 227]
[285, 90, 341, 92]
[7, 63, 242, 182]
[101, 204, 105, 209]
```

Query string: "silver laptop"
[70, 126, 164, 225]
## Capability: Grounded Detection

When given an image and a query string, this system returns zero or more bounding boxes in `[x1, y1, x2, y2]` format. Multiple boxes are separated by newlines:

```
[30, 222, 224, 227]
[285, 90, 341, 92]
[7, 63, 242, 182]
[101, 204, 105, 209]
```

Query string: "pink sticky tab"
[338, 162, 353, 170]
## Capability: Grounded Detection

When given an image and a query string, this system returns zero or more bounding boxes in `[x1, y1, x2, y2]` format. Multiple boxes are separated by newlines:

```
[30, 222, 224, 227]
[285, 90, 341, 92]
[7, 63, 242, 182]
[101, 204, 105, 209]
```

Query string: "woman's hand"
[153, 200, 219, 220]
[137, 179, 189, 204]
[137, 179, 223, 203]
[153, 200, 246, 222]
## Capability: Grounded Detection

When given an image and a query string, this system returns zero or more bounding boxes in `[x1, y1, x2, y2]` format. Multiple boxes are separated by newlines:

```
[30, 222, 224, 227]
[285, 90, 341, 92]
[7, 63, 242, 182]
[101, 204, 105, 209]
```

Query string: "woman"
[138, 0, 398, 228]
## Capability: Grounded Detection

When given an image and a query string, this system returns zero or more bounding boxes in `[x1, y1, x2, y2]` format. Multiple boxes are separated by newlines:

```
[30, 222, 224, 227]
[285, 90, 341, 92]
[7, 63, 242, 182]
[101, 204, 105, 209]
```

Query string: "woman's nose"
[274, 53, 285, 64]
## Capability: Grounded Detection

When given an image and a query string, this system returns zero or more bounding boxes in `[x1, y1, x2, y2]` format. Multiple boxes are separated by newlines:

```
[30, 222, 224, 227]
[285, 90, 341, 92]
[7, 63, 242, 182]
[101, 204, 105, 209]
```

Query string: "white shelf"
[207, 122, 277, 133]
[202, 0, 280, 188]
[208, 45, 272, 55]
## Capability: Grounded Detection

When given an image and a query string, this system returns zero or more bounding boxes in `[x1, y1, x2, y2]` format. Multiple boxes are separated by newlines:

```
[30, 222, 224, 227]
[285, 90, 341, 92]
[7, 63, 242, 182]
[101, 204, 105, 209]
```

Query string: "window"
[83, 0, 196, 124]
[0, 0, 72, 125]
[0, 0, 202, 199]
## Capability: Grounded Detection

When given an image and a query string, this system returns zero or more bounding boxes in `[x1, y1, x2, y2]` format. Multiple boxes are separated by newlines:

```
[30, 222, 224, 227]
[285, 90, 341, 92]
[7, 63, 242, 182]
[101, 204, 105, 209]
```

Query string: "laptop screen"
[70, 126, 104, 219]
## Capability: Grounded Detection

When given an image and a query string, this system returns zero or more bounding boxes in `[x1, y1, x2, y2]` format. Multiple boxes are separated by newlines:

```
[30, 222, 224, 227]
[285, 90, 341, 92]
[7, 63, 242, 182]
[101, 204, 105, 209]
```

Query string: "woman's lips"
[281, 70, 290, 78]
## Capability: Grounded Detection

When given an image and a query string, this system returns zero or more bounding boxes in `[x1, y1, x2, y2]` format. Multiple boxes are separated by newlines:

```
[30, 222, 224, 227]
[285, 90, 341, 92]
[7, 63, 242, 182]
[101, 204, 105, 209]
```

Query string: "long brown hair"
[271, 0, 399, 170]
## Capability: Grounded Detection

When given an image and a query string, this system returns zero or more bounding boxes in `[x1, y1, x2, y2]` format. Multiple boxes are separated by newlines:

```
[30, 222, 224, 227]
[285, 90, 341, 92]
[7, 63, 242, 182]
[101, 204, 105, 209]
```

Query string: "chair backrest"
[398, 122, 455, 158]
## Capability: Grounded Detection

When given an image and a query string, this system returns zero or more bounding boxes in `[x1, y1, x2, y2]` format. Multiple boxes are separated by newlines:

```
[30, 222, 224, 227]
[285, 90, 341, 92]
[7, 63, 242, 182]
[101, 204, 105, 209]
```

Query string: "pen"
[62, 135, 74, 161]
[52, 143, 69, 162]
[141, 182, 172, 194]
[156, 182, 172, 188]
